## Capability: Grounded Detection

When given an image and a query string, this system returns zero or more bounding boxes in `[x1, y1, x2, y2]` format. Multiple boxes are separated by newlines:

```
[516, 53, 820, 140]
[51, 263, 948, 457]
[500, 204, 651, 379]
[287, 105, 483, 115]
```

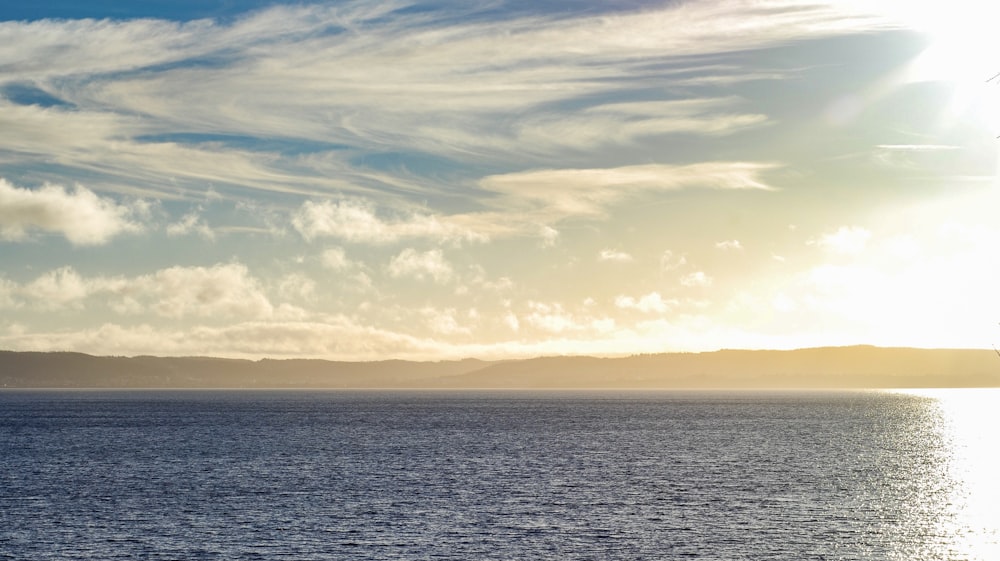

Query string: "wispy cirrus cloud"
[871, 143, 965, 171]
[479, 162, 778, 218]
[514, 98, 769, 152]
[0, 100, 367, 200]
[875, 144, 960, 151]
[0, 0, 944, 361]
[166, 207, 214, 239]
[290, 161, 779, 247]
[113, 0, 875, 161]
[0, 0, 894, 204]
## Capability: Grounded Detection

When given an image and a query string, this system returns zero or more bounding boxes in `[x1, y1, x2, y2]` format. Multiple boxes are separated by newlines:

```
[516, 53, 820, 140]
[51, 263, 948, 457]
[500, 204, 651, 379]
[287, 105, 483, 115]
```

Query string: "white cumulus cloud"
[615, 292, 675, 313]
[292, 198, 483, 245]
[0, 179, 141, 245]
[812, 225, 871, 255]
[660, 250, 688, 271]
[21, 267, 96, 310]
[599, 249, 634, 262]
[137, 263, 274, 319]
[680, 271, 714, 287]
[9, 263, 276, 320]
[320, 247, 353, 271]
[387, 248, 453, 284]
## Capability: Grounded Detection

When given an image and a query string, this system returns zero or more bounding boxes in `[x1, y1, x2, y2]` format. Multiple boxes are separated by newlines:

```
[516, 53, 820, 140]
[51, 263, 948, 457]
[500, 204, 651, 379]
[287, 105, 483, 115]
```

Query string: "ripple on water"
[1, 389, 998, 560]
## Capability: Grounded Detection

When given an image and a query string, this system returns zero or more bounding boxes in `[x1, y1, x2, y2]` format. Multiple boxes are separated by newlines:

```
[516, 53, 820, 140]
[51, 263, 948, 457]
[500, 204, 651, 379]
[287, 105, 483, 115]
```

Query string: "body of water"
[1, 389, 998, 560]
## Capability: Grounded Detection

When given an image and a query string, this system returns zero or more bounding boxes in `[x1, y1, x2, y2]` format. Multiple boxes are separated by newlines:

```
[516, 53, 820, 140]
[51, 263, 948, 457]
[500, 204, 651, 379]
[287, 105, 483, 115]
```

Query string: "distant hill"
[430, 347, 1000, 388]
[0, 346, 997, 389]
[0, 352, 492, 389]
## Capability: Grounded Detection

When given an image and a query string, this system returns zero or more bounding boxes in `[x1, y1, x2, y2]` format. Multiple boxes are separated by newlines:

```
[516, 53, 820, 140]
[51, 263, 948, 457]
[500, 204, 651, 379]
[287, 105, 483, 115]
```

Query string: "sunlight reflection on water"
[3, 390, 999, 559]
[897, 388, 1000, 560]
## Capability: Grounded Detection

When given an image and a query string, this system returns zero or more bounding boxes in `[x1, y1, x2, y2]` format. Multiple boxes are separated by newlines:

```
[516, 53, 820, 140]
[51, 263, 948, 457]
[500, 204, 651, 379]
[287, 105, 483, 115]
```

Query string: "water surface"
[1, 389, 997, 560]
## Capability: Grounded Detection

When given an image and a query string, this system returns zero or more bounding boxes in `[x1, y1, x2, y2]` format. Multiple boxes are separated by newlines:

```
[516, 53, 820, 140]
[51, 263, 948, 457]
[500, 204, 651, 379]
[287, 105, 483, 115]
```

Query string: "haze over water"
[3, 388, 999, 560]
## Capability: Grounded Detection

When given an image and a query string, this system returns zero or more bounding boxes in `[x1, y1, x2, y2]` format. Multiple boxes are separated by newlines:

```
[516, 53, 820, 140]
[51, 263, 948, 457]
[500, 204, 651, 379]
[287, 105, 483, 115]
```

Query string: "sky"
[1, 0, 1000, 361]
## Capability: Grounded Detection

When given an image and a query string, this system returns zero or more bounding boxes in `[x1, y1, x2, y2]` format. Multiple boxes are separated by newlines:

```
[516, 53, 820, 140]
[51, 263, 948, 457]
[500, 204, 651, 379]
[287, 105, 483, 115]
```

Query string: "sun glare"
[832, 0, 1000, 132]
[899, 389, 1000, 559]
[891, 2, 1000, 130]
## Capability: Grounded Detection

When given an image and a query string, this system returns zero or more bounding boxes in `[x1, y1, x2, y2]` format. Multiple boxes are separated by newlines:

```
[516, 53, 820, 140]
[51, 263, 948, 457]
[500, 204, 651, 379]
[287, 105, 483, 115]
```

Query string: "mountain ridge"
[2, 346, 998, 389]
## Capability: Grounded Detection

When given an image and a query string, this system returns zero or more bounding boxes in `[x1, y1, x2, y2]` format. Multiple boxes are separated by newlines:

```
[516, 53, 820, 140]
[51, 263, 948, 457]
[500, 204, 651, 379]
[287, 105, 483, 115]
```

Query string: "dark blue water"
[0, 390, 995, 560]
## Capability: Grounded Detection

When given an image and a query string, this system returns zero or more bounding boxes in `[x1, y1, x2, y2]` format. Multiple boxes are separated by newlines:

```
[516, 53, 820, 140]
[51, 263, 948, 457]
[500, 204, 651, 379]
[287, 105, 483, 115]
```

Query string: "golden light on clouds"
[0, 0, 999, 361]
